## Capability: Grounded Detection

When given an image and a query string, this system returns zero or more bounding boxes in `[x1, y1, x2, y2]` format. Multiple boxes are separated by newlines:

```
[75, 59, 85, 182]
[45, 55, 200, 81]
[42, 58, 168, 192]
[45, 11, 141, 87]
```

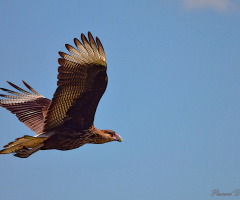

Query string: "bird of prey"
[0, 32, 122, 158]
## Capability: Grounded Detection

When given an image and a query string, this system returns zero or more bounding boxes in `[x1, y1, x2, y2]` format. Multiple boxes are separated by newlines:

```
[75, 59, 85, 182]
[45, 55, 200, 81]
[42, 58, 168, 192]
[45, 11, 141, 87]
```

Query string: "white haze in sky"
[183, 0, 237, 12]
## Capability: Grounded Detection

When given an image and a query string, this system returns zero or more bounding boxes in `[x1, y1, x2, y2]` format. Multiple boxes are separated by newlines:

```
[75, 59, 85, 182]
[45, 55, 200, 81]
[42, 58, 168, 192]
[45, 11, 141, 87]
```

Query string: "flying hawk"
[0, 32, 122, 158]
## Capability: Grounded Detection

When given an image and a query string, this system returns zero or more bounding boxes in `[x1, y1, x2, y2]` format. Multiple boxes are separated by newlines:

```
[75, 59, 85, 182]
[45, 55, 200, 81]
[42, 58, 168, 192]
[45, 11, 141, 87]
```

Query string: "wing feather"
[96, 37, 106, 61]
[0, 81, 51, 134]
[88, 32, 100, 59]
[43, 32, 107, 132]
[81, 33, 95, 57]
[74, 38, 89, 57]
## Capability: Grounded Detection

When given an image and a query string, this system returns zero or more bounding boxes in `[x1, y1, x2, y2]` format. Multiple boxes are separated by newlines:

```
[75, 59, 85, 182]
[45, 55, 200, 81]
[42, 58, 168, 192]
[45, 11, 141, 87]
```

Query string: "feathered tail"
[0, 135, 47, 154]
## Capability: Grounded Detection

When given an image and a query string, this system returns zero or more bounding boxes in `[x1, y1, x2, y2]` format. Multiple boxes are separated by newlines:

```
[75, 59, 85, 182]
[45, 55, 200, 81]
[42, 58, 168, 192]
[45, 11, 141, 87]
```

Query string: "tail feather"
[0, 135, 47, 154]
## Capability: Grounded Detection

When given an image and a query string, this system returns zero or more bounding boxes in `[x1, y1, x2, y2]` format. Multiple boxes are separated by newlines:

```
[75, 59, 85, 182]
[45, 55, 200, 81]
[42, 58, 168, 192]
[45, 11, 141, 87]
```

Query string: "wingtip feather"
[22, 81, 40, 95]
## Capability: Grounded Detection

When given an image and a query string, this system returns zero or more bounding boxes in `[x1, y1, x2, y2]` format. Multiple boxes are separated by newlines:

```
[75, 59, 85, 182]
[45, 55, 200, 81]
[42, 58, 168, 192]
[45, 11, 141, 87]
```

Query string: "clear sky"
[0, 0, 240, 200]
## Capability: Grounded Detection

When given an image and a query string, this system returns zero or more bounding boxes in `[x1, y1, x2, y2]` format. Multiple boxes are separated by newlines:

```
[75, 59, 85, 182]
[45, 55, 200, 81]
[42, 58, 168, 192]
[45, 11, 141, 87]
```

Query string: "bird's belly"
[42, 133, 94, 150]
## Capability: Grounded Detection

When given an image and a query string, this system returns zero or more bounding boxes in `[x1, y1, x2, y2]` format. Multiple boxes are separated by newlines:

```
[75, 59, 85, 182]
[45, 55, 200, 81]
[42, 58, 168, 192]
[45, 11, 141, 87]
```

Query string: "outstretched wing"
[0, 81, 51, 135]
[43, 32, 107, 132]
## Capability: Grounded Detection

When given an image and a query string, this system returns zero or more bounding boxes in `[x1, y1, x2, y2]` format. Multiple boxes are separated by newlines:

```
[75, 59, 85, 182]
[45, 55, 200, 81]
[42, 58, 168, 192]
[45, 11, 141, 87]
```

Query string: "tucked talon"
[16, 147, 29, 154]
[14, 147, 30, 158]
[14, 153, 30, 158]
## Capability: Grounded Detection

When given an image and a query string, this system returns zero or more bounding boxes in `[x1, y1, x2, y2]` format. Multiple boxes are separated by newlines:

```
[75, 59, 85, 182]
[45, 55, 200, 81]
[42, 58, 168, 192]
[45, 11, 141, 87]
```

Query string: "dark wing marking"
[0, 81, 51, 135]
[43, 32, 107, 131]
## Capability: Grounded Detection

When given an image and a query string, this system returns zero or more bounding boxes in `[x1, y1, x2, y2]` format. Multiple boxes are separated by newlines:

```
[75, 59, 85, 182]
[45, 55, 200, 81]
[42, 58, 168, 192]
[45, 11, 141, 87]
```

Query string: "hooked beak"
[116, 136, 122, 142]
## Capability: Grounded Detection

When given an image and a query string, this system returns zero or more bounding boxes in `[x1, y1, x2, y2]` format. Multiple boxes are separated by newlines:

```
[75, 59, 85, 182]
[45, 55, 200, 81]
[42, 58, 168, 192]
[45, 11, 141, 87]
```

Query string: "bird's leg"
[14, 143, 44, 158]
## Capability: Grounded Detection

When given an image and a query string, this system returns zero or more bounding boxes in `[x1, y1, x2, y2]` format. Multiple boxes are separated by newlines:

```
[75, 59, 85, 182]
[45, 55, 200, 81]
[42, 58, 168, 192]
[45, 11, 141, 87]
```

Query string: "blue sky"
[0, 0, 240, 200]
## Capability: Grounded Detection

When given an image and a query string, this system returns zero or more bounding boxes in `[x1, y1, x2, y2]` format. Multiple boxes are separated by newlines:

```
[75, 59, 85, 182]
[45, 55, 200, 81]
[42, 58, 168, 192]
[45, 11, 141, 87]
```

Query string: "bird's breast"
[42, 130, 95, 150]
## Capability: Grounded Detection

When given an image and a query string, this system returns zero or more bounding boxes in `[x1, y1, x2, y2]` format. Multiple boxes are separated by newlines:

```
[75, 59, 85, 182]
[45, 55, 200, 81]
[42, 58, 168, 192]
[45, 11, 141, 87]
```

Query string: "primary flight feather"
[0, 32, 122, 158]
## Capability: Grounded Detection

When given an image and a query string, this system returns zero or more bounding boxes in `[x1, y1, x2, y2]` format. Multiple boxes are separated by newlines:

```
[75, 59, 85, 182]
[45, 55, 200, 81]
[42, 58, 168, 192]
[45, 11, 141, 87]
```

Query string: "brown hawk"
[0, 32, 122, 158]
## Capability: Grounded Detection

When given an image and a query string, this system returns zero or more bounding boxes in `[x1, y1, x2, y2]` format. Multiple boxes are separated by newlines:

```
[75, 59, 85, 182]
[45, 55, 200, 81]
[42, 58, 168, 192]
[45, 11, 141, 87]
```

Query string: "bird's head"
[101, 129, 122, 143]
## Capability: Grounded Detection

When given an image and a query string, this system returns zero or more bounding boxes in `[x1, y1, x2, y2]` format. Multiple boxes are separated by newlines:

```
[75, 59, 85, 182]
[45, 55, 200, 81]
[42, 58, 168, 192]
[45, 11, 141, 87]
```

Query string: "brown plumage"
[0, 32, 122, 158]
